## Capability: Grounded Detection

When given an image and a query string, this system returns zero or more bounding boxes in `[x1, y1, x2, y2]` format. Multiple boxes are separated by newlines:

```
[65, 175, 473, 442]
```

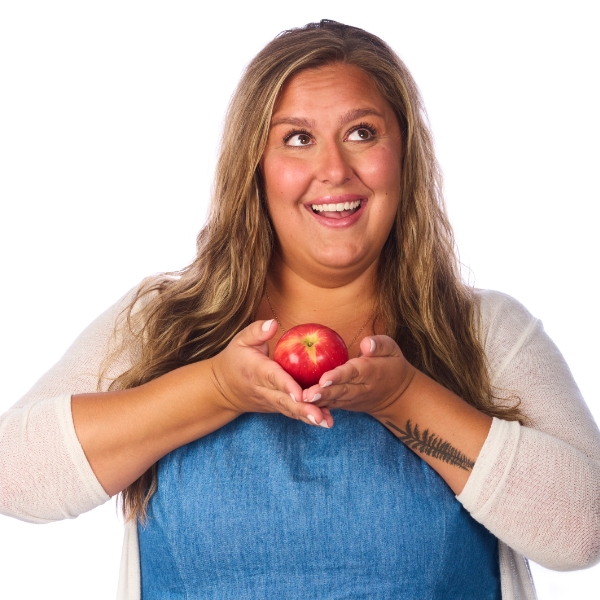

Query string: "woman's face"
[261, 62, 403, 284]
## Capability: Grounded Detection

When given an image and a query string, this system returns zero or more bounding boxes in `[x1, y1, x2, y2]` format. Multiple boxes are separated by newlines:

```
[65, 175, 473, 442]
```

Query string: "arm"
[454, 291, 600, 570]
[1, 290, 332, 521]
[303, 290, 600, 569]
[0, 287, 139, 523]
[373, 369, 493, 496]
[303, 335, 493, 496]
[72, 317, 336, 497]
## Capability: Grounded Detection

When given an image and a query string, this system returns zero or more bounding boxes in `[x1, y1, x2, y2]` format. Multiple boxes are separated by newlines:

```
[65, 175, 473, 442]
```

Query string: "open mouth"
[310, 199, 362, 219]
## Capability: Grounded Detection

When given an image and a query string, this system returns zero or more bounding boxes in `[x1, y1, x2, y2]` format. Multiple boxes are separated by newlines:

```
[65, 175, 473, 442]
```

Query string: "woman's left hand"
[302, 335, 417, 417]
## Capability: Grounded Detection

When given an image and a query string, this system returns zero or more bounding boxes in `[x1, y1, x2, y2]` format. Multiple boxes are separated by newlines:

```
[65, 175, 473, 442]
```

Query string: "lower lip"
[305, 200, 367, 228]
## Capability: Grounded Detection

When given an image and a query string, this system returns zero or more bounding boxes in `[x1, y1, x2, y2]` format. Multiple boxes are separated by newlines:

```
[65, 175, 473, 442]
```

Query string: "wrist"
[369, 365, 418, 422]
[205, 356, 244, 418]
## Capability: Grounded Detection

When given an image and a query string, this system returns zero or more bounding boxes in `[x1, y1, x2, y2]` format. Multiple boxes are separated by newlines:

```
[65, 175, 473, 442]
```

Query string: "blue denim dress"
[139, 411, 501, 599]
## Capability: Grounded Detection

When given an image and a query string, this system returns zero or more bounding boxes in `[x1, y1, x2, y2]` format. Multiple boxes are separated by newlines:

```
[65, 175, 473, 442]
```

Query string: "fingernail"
[321, 380, 332, 388]
[307, 414, 318, 425]
[369, 338, 376, 353]
[319, 419, 330, 428]
[310, 393, 321, 403]
[289, 393, 297, 402]
[262, 319, 274, 332]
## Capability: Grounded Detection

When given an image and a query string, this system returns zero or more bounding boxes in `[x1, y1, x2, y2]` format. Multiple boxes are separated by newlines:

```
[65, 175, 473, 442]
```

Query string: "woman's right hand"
[71, 319, 331, 497]
[210, 319, 332, 428]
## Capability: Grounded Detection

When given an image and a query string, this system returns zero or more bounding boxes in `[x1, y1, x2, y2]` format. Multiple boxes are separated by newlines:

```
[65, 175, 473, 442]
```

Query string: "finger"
[303, 386, 324, 403]
[261, 362, 304, 403]
[303, 373, 343, 401]
[358, 335, 403, 358]
[320, 407, 334, 428]
[260, 363, 329, 423]
[307, 405, 334, 428]
[263, 387, 331, 428]
[236, 319, 278, 350]
[300, 358, 375, 410]
[300, 358, 355, 401]
[314, 359, 363, 390]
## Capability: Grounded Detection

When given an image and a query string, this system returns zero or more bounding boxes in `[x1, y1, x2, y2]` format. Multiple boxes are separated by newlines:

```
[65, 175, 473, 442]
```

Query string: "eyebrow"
[270, 108, 384, 130]
[338, 108, 384, 125]
[270, 116, 315, 129]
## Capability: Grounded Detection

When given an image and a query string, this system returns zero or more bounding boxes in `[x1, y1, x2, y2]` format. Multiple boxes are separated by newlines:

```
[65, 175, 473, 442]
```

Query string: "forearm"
[72, 359, 240, 496]
[0, 394, 110, 522]
[465, 291, 600, 567]
[458, 418, 600, 569]
[371, 370, 492, 495]
[372, 371, 600, 569]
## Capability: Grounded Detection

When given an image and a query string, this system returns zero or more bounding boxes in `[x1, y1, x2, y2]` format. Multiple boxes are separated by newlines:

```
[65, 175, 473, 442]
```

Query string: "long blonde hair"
[109, 20, 522, 521]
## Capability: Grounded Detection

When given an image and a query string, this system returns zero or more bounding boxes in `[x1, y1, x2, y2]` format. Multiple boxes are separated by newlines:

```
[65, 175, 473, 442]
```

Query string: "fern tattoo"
[385, 420, 475, 472]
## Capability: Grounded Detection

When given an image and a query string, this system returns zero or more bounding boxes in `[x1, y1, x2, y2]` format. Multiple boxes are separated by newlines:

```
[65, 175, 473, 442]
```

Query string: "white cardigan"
[1, 288, 599, 599]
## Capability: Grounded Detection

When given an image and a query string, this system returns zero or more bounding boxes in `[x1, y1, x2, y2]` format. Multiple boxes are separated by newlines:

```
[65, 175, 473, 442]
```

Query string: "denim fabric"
[139, 411, 500, 599]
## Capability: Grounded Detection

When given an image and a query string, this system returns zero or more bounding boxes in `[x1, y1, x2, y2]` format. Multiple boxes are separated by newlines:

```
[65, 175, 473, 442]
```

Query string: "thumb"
[358, 335, 402, 358]
[237, 318, 279, 348]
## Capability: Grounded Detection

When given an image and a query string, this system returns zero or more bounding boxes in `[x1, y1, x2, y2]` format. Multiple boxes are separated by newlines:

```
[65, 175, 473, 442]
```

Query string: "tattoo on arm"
[385, 419, 475, 472]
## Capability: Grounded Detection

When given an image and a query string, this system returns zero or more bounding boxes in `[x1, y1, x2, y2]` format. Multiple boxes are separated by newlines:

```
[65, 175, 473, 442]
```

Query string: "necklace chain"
[265, 290, 374, 350]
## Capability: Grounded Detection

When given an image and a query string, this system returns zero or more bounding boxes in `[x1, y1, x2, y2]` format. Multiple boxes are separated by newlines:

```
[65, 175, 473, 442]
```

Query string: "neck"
[265, 253, 379, 337]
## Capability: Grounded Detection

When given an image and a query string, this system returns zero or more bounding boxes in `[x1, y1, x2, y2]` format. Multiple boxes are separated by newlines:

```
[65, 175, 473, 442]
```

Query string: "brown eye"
[347, 127, 374, 141]
[286, 133, 313, 146]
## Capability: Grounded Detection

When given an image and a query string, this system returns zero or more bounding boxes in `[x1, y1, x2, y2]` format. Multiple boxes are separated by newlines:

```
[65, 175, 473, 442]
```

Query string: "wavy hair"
[108, 20, 522, 522]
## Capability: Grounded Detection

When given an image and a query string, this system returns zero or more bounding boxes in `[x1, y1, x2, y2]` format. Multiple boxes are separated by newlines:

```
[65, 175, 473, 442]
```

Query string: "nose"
[316, 141, 353, 186]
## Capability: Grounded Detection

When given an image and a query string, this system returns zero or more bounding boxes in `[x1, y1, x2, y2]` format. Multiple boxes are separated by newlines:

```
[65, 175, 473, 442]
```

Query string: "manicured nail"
[321, 380, 332, 388]
[369, 338, 376, 353]
[262, 319, 274, 332]
[307, 414, 318, 425]
[289, 393, 297, 402]
[319, 419, 330, 428]
[310, 393, 322, 403]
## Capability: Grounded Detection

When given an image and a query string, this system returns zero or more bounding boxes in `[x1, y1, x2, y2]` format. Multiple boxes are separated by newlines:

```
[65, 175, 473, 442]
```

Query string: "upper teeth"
[311, 200, 361, 212]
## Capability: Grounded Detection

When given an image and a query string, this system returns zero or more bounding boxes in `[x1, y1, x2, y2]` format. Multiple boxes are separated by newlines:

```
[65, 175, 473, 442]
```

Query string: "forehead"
[272, 63, 391, 117]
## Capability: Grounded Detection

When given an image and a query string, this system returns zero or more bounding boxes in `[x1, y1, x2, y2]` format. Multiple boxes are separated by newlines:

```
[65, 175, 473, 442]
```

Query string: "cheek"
[263, 155, 312, 205]
[358, 146, 401, 192]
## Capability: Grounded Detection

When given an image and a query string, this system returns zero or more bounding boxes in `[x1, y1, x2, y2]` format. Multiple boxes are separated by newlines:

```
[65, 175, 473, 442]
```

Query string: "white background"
[0, 1, 598, 598]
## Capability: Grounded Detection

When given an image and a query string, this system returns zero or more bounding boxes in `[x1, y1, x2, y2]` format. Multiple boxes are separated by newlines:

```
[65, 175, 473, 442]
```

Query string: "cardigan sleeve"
[457, 290, 600, 570]
[0, 286, 143, 523]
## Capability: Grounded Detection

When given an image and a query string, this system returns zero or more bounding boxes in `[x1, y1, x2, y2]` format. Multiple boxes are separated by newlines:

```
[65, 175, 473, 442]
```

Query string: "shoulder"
[473, 289, 539, 346]
[113, 276, 165, 326]
[472, 289, 543, 379]
[75, 277, 161, 351]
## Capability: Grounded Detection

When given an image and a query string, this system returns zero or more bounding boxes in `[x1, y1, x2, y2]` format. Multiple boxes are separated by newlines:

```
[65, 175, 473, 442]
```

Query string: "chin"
[312, 247, 371, 272]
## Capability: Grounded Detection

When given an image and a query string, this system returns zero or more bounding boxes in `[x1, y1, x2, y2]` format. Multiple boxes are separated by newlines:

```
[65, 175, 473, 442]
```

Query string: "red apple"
[273, 323, 349, 389]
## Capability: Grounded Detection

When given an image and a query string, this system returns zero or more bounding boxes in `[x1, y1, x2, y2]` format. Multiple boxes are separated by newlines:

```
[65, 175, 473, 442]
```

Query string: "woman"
[1, 20, 599, 599]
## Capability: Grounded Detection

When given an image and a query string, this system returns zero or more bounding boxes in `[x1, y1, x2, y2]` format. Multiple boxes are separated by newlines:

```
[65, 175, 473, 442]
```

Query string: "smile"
[311, 200, 361, 213]
[304, 197, 367, 227]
